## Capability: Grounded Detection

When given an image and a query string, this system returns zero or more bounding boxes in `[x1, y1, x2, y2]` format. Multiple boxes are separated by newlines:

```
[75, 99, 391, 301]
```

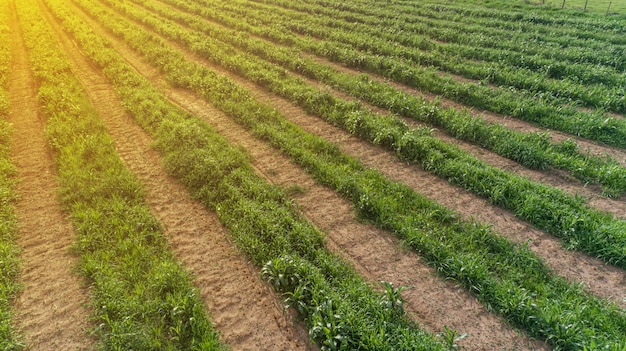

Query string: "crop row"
[239, 0, 626, 91]
[139, 0, 626, 198]
[96, 0, 626, 269]
[281, 0, 626, 58]
[415, 0, 626, 35]
[225, 0, 626, 118]
[346, 0, 626, 42]
[158, 0, 626, 151]
[44, 0, 457, 349]
[69, 0, 626, 348]
[232, 0, 626, 112]
[0, 0, 21, 349]
[16, 1, 226, 349]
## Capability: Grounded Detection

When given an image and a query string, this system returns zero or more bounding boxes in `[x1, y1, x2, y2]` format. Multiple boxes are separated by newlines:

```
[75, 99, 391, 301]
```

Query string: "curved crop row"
[96, 0, 626, 268]
[139, 0, 626, 198]
[70, 0, 626, 348]
[17, 2, 225, 349]
[44, 1, 451, 349]
[0, 0, 21, 349]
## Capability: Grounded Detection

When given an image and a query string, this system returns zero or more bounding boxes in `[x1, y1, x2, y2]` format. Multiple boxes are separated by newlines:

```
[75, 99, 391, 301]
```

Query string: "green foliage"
[46, 1, 448, 349]
[100, 0, 626, 267]
[0, 0, 22, 348]
[18, 2, 224, 349]
[64, 0, 626, 348]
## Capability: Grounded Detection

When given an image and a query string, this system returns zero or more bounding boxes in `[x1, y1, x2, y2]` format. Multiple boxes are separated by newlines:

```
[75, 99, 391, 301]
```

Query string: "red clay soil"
[111, 2, 626, 311]
[8, 1, 94, 349]
[40, 1, 315, 349]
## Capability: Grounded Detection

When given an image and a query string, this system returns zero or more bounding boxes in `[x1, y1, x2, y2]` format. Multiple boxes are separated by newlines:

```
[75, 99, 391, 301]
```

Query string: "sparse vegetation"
[0, 0, 21, 349]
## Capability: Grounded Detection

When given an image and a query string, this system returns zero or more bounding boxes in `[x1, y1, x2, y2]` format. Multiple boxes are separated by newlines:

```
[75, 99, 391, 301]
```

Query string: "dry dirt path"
[308, 55, 626, 168]
[39, 1, 315, 350]
[7, 1, 94, 349]
[105, 0, 626, 311]
[291, 63, 626, 217]
[67, 1, 557, 350]
[139, 0, 626, 217]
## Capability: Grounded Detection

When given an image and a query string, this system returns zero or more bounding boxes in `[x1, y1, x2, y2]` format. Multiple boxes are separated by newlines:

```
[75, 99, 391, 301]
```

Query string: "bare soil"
[40, 1, 315, 349]
[12, 0, 624, 350]
[8, 1, 94, 349]
[117, 0, 626, 311]
[67, 2, 556, 350]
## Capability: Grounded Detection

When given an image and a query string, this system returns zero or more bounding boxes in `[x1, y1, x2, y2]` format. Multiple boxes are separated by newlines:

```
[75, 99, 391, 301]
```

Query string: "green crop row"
[17, 2, 225, 349]
[239, 0, 626, 88]
[228, 0, 626, 112]
[139, 0, 626, 198]
[70, 0, 626, 348]
[415, 0, 626, 34]
[152, 0, 626, 151]
[45, 0, 455, 349]
[94, 0, 626, 268]
[0, 0, 22, 349]
[304, 0, 625, 48]
[212, 0, 626, 117]
[340, 0, 626, 43]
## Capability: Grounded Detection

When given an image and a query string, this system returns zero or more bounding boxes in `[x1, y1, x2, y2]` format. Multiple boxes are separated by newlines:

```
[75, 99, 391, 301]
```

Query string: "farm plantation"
[1, 0, 625, 350]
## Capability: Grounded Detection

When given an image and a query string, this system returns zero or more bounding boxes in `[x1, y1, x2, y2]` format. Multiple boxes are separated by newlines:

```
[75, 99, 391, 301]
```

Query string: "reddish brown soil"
[40, 0, 315, 349]
[7, 0, 94, 349]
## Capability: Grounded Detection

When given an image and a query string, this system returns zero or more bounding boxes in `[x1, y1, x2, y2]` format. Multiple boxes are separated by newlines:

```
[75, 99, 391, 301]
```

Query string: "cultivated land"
[1, 0, 625, 350]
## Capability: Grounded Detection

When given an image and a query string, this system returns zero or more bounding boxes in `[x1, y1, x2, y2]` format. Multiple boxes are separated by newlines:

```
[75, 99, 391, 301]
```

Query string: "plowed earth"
[6, 0, 626, 350]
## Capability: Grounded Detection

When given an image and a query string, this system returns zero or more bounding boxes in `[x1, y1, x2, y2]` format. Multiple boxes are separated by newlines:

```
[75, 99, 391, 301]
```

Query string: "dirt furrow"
[67, 1, 547, 350]
[96, 0, 626, 310]
[308, 54, 626, 167]
[40, 1, 315, 350]
[134, 0, 626, 217]
[66, 4, 556, 350]
[7, 1, 94, 350]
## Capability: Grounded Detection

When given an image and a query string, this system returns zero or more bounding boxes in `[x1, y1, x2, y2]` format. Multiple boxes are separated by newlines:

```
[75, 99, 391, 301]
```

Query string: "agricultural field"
[1, 0, 625, 349]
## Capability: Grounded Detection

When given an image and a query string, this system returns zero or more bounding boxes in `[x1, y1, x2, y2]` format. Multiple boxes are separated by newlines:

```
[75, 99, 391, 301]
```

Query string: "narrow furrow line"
[37, 2, 314, 348]
[86, 0, 626, 309]
[7, 1, 93, 349]
[66, 0, 626, 349]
